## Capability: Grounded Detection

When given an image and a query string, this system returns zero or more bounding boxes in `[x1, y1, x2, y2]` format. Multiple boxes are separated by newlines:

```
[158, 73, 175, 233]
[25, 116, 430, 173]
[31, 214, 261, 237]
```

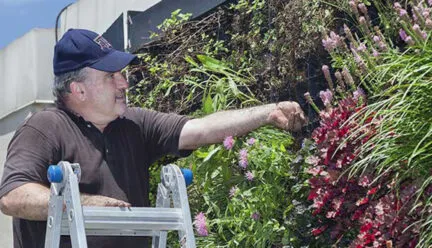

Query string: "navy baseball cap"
[53, 29, 136, 76]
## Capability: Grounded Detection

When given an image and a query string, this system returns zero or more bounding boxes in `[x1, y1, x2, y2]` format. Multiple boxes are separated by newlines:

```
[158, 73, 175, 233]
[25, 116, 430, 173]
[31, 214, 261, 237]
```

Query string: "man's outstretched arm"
[179, 101, 306, 150]
[0, 183, 131, 221]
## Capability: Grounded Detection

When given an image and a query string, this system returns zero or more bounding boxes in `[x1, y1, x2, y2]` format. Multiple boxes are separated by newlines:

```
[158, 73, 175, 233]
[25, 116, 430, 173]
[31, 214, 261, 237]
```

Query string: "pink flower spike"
[223, 136, 234, 150]
[372, 48, 379, 57]
[426, 19, 432, 29]
[353, 87, 366, 101]
[322, 37, 336, 52]
[399, 29, 408, 41]
[349, 1, 358, 14]
[358, 3, 367, 15]
[247, 138, 256, 145]
[405, 36, 415, 45]
[245, 171, 254, 181]
[357, 42, 367, 52]
[429, 0, 432, 6]
[319, 89, 333, 107]
[373, 35, 380, 43]
[238, 149, 248, 169]
[399, 8, 408, 17]
[194, 212, 209, 236]
[394, 2, 401, 10]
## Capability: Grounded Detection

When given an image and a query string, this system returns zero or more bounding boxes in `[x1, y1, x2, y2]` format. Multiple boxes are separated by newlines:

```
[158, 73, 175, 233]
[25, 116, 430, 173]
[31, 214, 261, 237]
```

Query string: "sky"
[0, 0, 76, 50]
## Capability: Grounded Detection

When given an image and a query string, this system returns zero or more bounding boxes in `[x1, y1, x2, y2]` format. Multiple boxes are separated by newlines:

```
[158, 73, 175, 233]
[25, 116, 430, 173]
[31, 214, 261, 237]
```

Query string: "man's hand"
[267, 101, 307, 132]
[81, 194, 131, 207]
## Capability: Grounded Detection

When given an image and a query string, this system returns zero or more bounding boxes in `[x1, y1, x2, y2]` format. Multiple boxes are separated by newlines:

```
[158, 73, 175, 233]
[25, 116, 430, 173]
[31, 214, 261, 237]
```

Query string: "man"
[0, 29, 306, 248]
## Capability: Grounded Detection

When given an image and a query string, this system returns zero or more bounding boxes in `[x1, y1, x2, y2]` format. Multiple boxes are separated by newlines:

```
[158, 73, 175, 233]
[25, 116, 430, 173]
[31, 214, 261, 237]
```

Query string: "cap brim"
[89, 50, 137, 72]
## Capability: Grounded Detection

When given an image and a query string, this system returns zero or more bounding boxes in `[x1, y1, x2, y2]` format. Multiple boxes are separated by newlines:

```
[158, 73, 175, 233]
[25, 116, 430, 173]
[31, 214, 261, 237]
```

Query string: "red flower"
[352, 209, 364, 220]
[360, 222, 373, 233]
[367, 187, 378, 195]
[311, 225, 327, 236]
[356, 197, 369, 206]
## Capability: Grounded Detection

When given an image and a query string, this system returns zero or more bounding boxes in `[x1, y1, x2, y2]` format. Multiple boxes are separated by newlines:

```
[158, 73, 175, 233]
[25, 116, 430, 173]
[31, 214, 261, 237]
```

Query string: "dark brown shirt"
[0, 107, 191, 248]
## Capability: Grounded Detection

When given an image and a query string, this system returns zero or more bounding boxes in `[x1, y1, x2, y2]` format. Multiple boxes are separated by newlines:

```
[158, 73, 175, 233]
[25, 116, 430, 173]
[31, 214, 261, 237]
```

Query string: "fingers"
[276, 101, 307, 131]
[104, 198, 131, 207]
[82, 195, 131, 208]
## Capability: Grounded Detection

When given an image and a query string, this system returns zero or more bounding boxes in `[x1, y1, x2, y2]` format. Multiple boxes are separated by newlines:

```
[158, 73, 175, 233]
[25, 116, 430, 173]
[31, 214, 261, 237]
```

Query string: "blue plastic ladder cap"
[47, 165, 63, 183]
[181, 168, 193, 186]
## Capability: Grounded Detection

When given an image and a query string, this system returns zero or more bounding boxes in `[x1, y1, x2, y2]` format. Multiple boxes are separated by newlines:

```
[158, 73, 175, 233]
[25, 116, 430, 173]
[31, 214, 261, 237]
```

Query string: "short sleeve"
[0, 125, 58, 198]
[124, 108, 193, 164]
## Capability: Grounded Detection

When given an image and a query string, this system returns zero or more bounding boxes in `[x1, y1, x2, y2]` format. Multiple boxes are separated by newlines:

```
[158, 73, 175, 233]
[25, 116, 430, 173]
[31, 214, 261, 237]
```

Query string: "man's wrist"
[265, 103, 279, 125]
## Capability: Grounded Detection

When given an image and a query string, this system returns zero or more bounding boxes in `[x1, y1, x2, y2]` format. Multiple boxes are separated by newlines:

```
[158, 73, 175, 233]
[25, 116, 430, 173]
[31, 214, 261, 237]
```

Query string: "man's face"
[81, 67, 129, 122]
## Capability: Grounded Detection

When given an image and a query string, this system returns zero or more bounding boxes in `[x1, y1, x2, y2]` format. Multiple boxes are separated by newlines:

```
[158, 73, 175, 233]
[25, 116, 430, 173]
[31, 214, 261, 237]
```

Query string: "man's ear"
[70, 82, 86, 101]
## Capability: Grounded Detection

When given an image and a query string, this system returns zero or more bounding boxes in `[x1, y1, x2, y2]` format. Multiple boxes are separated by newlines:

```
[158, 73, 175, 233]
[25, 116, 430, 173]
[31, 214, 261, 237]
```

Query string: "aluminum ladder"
[44, 161, 196, 248]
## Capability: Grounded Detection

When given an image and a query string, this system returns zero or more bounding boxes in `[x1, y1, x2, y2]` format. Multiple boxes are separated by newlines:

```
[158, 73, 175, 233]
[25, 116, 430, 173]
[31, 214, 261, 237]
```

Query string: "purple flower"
[357, 42, 367, 52]
[429, 0, 432, 6]
[229, 186, 238, 198]
[322, 37, 336, 52]
[223, 136, 234, 150]
[353, 87, 366, 102]
[238, 149, 248, 169]
[349, 1, 358, 14]
[399, 29, 408, 41]
[251, 212, 260, 220]
[247, 138, 256, 145]
[194, 212, 208, 236]
[358, 3, 367, 15]
[378, 41, 387, 51]
[399, 8, 408, 17]
[373, 35, 380, 43]
[405, 36, 415, 46]
[245, 171, 254, 181]
[394, 2, 402, 10]
[329, 31, 343, 47]
[372, 48, 379, 57]
[319, 89, 333, 107]
[426, 19, 432, 29]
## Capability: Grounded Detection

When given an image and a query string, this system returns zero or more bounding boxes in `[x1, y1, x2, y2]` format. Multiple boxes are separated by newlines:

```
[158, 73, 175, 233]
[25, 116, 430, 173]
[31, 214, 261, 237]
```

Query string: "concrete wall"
[59, 0, 161, 40]
[0, 28, 56, 134]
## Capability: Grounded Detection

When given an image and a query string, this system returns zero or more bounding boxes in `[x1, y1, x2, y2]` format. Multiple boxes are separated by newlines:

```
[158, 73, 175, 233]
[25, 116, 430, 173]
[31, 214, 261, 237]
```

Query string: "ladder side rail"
[44, 186, 64, 248]
[168, 165, 196, 248]
[153, 174, 172, 248]
[62, 162, 88, 248]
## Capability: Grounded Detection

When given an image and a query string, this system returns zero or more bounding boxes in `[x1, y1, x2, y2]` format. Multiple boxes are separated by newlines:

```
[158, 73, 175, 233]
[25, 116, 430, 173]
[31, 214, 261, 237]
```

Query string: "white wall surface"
[0, 28, 55, 119]
[59, 0, 161, 37]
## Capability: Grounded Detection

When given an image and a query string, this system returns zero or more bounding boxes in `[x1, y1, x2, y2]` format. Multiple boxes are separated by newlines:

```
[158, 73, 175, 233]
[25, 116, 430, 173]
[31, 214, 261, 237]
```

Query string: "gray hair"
[53, 68, 88, 106]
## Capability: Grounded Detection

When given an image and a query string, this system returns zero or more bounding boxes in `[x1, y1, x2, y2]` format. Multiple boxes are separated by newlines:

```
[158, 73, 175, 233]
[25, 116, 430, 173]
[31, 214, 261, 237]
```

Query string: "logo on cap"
[93, 35, 113, 50]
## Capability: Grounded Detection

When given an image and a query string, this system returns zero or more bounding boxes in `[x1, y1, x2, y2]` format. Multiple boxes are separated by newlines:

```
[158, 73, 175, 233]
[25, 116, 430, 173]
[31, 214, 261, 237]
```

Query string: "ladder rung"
[60, 206, 186, 236]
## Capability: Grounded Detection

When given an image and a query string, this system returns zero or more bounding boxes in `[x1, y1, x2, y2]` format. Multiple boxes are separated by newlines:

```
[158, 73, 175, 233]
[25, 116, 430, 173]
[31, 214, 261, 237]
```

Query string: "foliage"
[176, 127, 316, 247]
[308, 0, 432, 247]
[128, 0, 340, 114]
[129, 0, 432, 247]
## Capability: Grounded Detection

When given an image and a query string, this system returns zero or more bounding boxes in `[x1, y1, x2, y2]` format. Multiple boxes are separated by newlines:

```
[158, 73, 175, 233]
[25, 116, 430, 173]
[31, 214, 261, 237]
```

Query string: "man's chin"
[114, 100, 126, 113]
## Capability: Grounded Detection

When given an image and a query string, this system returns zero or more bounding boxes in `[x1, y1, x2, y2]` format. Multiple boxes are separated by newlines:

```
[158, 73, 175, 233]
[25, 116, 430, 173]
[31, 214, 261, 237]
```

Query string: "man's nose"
[115, 72, 129, 89]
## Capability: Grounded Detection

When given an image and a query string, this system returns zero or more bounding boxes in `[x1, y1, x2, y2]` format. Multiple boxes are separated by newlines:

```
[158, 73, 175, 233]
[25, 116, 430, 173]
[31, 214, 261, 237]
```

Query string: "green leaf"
[197, 54, 229, 72]
[202, 94, 214, 114]
[184, 55, 199, 67]
[203, 146, 221, 163]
